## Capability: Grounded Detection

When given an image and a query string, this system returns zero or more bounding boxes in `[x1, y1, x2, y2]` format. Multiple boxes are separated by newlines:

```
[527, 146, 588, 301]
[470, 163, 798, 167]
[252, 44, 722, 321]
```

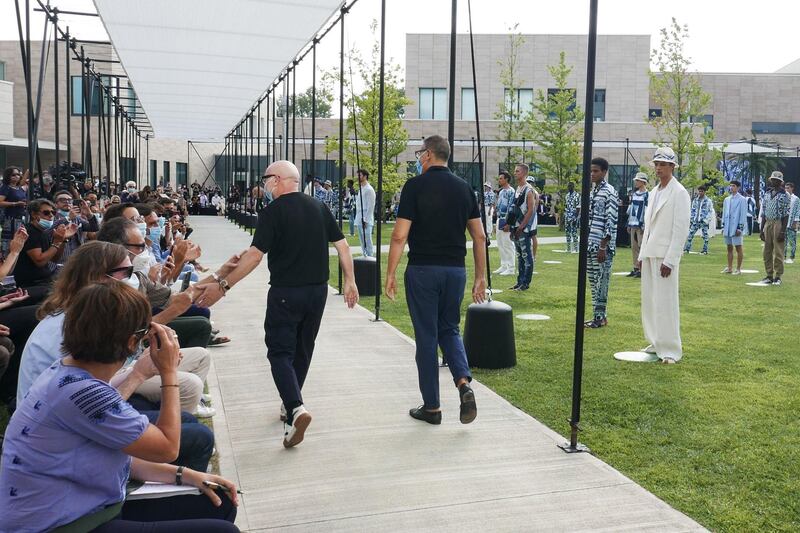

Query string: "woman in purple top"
[0, 282, 239, 532]
[0, 167, 29, 260]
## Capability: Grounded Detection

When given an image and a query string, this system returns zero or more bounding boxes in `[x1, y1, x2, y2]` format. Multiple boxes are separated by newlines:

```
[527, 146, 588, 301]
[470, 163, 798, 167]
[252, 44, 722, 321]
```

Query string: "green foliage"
[494, 25, 527, 170]
[325, 20, 411, 197]
[649, 18, 722, 192]
[277, 82, 334, 118]
[524, 51, 584, 223]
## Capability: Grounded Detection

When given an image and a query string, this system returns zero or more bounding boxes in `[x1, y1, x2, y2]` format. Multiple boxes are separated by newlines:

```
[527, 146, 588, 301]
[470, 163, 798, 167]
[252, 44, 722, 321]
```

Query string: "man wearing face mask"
[15, 200, 74, 288]
[121, 180, 140, 203]
[52, 190, 99, 261]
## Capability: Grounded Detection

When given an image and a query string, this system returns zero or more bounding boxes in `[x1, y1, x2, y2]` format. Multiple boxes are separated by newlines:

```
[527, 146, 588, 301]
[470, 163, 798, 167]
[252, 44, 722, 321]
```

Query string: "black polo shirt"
[397, 166, 480, 267]
[14, 222, 56, 287]
[251, 192, 344, 287]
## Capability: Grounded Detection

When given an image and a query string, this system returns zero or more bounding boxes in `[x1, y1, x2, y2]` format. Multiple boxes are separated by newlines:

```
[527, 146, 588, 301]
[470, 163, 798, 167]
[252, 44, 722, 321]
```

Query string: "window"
[419, 88, 447, 120]
[690, 114, 713, 132]
[503, 88, 533, 117]
[71, 75, 112, 116]
[0, 61, 5, 81]
[119, 157, 136, 181]
[547, 88, 576, 118]
[461, 88, 475, 121]
[593, 89, 606, 122]
[752, 121, 800, 135]
[149, 160, 157, 188]
[163, 161, 170, 185]
[176, 162, 188, 186]
[127, 87, 137, 119]
[648, 108, 663, 119]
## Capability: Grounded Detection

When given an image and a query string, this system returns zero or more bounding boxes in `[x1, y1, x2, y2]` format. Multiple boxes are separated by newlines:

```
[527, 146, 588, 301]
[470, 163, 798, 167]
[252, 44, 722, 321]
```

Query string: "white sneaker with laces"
[786, 258, 795, 264]
[194, 402, 216, 418]
[641, 344, 657, 354]
[280, 403, 287, 421]
[492, 267, 505, 274]
[283, 405, 312, 448]
[720, 267, 731, 274]
[731, 269, 741, 275]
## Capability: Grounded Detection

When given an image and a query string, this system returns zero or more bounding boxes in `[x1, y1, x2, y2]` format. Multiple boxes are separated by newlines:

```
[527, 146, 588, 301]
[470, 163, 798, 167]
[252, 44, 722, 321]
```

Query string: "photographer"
[52, 189, 100, 259]
[121, 180, 141, 203]
[0, 167, 29, 260]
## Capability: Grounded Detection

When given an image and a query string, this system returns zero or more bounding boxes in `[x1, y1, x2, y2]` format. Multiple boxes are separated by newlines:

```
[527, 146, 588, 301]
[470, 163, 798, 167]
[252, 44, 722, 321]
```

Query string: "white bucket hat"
[651, 147, 679, 167]
[769, 171, 784, 182]
[633, 172, 649, 183]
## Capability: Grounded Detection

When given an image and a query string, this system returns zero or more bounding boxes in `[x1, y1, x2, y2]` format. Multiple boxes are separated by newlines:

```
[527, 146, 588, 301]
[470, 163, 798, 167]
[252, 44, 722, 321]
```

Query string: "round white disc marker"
[516, 314, 551, 320]
[612, 272, 630, 276]
[552, 249, 569, 253]
[614, 351, 660, 362]
[740, 269, 759, 274]
[543, 260, 562, 264]
[745, 281, 771, 287]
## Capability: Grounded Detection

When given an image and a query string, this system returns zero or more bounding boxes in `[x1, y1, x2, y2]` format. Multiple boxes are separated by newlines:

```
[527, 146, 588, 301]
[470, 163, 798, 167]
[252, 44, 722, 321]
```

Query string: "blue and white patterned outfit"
[587, 180, 618, 321]
[785, 193, 799, 259]
[684, 195, 713, 253]
[564, 190, 580, 252]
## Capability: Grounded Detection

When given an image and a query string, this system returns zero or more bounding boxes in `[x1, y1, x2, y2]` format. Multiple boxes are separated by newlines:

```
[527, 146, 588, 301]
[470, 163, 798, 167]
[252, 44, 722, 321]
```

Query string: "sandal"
[208, 335, 231, 346]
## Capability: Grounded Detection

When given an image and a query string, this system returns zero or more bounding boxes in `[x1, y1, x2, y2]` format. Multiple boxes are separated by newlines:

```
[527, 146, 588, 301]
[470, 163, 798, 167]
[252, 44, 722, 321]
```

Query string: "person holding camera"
[0, 167, 30, 260]
[52, 189, 100, 258]
[13, 199, 76, 288]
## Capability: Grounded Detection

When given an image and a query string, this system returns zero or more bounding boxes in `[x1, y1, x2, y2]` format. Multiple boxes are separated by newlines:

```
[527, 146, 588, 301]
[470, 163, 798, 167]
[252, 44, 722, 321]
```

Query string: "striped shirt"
[564, 191, 580, 219]
[761, 189, 789, 220]
[627, 189, 648, 228]
[588, 180, 618, 250]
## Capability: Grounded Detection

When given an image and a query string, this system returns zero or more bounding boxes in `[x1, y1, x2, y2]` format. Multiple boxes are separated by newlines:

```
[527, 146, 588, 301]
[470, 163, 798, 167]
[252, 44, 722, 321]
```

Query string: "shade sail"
[93, 0, 343, 140]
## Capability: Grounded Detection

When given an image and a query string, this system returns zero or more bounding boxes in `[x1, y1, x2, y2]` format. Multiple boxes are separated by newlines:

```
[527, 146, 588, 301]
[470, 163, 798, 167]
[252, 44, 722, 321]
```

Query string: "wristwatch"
[218, 278, 230, 293]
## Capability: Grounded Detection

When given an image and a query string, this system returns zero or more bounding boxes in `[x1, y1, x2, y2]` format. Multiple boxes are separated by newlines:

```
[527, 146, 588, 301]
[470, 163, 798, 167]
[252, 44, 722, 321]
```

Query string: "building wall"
[0, 81, 12, 141]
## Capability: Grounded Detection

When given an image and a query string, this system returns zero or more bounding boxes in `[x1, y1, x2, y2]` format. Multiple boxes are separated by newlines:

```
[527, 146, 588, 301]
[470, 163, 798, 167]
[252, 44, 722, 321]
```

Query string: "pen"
[202, 480, 245, 495]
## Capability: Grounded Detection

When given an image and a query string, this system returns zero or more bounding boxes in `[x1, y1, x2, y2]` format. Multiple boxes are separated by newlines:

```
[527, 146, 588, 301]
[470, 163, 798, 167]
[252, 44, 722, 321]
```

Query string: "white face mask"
[122, 272, 141, 291]
[131, 250, 152, 274]
[136, 222, 147, 239]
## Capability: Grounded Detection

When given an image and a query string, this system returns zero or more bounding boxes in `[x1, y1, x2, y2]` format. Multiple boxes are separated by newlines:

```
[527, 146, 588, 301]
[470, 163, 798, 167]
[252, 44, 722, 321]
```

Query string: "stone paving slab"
[191, 215, 705, 533]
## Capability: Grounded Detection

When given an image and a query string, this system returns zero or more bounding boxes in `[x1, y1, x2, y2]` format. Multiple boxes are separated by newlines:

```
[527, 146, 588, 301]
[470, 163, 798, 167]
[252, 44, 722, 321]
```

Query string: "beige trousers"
[135, 346, 211, 411]
[762, 219, 785, 278]
[630, 227, 644, 269]
[641, 258, 683, 361]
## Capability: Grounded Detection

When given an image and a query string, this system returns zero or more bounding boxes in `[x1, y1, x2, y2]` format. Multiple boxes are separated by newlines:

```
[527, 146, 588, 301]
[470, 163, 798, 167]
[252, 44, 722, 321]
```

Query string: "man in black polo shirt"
[195, 160, 358, 448]
[385, 135, 487, 425]
[15, 199, 73, 288]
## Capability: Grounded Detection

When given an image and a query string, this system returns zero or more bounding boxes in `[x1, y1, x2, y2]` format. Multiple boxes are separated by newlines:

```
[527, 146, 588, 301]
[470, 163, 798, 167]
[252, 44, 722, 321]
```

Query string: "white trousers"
[135, 346, 211, 411]
[640, 258, 683, 361]
[496, 222, 515, 271]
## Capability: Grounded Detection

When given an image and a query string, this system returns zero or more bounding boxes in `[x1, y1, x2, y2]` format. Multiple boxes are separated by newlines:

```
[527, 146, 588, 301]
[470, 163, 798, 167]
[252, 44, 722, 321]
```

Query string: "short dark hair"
[515, 163, 529, 175]
[3, 166, 22, 184]
[28, 198, 54, 215]
[590, 157, 609, 172]
[62, 281, 151, 364]
[357, 169, 369, 179]
[498, 171, 512, 183]
[157, 197, 175, 207]
[730, 180, 741, 187]
[698, 185, 707, 192]
[53, 189, 73, 200]
[134, 203, 154, 217]
[422, 135, 450, 162]
[97, 217, 138, 245]
[103, 202, 136, 221]
[786, 182, 795, 189]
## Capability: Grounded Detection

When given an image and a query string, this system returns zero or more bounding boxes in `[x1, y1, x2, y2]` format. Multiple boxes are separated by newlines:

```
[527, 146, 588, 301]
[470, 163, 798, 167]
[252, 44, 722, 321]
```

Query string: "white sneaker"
[786, 258, 795, 264]
[194, 402, 216, 418]
[732, 269, 742, 275]
[201, 393, 212, 403]
[283, 405, 312, 448]
[492, 267, 505, 274]
[720, 267, 731, 274]
[280, 403, 287, 421]
[641, 344, 657, 354]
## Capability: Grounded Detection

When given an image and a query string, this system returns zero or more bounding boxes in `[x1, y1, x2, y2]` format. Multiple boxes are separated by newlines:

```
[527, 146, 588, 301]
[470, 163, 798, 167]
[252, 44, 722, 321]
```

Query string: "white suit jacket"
[638, 177, 691, 267]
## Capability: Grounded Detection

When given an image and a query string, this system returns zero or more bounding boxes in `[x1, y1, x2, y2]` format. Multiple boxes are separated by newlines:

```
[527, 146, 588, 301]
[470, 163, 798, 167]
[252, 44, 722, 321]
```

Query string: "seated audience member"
[0, 282, 238, 532]
[14, 199, 76, 288]
[52, 189, 100, 259]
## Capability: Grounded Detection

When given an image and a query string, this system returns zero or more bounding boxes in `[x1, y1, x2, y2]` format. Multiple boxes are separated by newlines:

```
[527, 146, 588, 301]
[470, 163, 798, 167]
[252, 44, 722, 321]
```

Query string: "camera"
[48, 161, 87, 189]
[0, 276, 17, 297]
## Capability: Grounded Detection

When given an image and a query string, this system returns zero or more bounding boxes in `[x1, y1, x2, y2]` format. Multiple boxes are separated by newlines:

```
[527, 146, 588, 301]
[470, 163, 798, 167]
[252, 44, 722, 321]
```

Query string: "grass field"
[329, 232, 800, 532]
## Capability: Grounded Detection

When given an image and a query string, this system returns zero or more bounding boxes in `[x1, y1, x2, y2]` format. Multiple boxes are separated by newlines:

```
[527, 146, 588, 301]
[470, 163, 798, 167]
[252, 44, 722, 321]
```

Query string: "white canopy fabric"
[93, 0, 343, 140]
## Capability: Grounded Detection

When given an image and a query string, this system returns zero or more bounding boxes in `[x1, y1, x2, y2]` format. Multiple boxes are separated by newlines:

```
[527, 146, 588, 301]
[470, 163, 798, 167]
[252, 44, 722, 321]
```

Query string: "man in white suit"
[636, 147, 691, 364]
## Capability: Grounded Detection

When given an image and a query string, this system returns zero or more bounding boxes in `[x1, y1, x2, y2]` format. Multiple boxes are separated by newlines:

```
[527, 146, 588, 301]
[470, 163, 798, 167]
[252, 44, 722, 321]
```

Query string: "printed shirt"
[588, 180, 618, 250]
[690, 196, 712, 223]
[483, 190, 496, 208]
[564, 191, 580, 219]
[761, 189, 790, 220]
[746, 196, 756, 217]
[495, 187, 515, 218]
[627, 189, 648, 228]
[789, 194, 800, 223]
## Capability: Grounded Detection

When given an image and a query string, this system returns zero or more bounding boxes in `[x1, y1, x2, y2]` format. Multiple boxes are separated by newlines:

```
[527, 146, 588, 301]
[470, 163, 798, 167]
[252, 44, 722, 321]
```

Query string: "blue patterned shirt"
[564, 190, 580, 220]
[627, 189, 648, 228]
[495, 187, 515, 219]
[761, 189, 789, 220]
[588, 180, 618, 250]
[690, 196, 712, 224]
[483, 190, 496, 208]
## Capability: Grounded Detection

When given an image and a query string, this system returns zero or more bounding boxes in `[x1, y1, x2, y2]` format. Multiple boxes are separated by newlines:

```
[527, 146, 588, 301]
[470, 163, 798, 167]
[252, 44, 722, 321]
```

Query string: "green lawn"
[329, 235, 800, 532]
[342, 223, 563, 249]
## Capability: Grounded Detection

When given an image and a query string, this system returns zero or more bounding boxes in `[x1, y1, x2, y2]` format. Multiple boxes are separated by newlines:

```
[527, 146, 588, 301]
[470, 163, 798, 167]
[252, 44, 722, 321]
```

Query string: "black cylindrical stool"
[353, 256, 377, 296]
[464, 300, 516, 369]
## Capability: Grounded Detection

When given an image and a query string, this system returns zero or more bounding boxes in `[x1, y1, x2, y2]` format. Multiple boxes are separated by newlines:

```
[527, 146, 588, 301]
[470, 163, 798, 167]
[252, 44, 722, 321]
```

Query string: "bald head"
[264, 160, 300, 199]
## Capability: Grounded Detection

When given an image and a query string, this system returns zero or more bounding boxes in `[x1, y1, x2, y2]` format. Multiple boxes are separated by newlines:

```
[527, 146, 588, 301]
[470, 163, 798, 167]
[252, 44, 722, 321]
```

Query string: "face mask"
[122, 272, 141, 291]
[157, 216, 166, 228]
[127, 187, 136, 194]
[415, 159, 423, 175]
[94, 213, 103, 223]
[148, 226, 162, 243]
[136, 222, 147, 239]
[58, 209, 70, 217]
[38, 218, 54, 230]
[131, 251, 151, 274]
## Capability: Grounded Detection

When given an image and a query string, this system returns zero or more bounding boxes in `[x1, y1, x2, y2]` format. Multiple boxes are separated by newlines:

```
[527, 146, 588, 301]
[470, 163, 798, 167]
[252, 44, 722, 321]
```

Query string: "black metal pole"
[65, 27, 71, 170]
[31, 12, 51, 179]
[265, 92, 269, 168]
[292, 62, 297, 164]
[560, 0, 598, 454]
[53, 10, 59, 167]
[446, 0, 457, 168]
[311, 40, 317, 194]
[80, 48, 86, 169]
[374, 0, 387, 321]
[284, 75, 290, 160]
[338, 5, 347, 294]
[272, 85, 277, 166]
[25, 0, 35, 188]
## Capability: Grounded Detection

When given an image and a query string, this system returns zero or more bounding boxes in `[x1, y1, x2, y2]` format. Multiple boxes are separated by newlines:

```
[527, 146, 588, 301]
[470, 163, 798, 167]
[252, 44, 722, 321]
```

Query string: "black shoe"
[439, 359, 449, 368]
[458, 384, 477, 424]
[508, 284, 520, 291]
[633, 270, 641, 278]
[516, 284, 530, 291]
[701, 251, 708, 255]
[773, 277, 782, 286]
[585, 318, 607, 328]
[626, 270, 636, 277]
[409, 406, 442, 425]
[760, 277, 774, 285]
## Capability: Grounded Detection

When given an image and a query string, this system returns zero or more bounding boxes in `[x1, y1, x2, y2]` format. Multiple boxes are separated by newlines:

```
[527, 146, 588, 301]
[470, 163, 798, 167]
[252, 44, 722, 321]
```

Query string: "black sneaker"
[773, 277, 782, 286]
[626, 270, 636, 277]
[633, 270, 641, 278]
[458, 384, 477, 424]
[439, 359, 449, 368]
[409, 406, 442, 425]
[517, 284, 530, 291]
[760, 277, 774, 285]
[508, 284, 520, 291]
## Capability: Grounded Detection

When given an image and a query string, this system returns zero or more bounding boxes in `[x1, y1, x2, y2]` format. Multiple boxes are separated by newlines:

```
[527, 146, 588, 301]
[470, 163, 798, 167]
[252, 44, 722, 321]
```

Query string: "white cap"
[769, 171, 784, 182]
[633, 172, 649, 183]
[651, 147, 679, 167]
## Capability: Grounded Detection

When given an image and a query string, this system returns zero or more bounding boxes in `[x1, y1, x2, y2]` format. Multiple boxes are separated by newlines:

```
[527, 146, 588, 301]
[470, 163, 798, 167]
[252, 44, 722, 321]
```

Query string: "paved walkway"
[192, 216, 705, 532]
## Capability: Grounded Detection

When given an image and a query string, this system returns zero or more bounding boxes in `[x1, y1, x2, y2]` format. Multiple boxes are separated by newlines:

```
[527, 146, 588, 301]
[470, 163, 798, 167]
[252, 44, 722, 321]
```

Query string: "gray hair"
[422, 135, 450, 163]
[97, 217, 138, 245]
[515, 163, 529, 175]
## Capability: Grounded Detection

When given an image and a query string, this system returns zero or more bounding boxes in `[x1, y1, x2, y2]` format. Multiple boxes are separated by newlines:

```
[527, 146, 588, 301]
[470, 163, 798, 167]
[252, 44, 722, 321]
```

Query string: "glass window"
[547, 88, 577, 118]
[127, 87, 137, 119]
[461, 88, 475, 121]
[690, 114, 713, 129]
[419, 88, 447, 120]
[163, 161, 170, 184]
[593, 89, 606, 122]
[0, 61, 6, 81]
[71, 75, 112, 116]
[503, 89, 533, 117]
[648, 108, 663, 119]
[149, 160, 157, 188]
[751, 121, 800, 134]
[176, 162, 187, 186]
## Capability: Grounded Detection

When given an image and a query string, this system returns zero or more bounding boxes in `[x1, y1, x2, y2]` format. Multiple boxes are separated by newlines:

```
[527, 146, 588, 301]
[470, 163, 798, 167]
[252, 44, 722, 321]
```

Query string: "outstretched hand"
[194, 282, 225, 308]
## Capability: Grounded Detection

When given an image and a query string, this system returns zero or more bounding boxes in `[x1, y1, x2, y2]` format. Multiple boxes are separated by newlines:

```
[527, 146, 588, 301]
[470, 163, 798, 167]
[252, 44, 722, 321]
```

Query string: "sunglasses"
[39, 210, 55, 216]
[107, 265, 134, 278]
[124, 242, 147, 251]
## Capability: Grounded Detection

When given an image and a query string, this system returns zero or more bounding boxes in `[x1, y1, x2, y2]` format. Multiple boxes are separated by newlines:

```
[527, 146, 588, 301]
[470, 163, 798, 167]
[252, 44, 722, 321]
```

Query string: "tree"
[494, 25, 527, 171]
[524, 51, 584, 226]
[277, 82, 334, 118]
[649, 18, 721, 192]
[325, 20, 411, 197]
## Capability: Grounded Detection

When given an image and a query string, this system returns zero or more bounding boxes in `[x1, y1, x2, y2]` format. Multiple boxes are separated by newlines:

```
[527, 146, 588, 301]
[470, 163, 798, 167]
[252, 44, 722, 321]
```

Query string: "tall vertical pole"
[560, 0, 598, 454]
[311, 40, 317, 193]
[284, 74, 290, 159]
[53, 9, 60, 166]
[65, 27, 71, 170]
[292, 63, 297, 165]
[25, 0, 34, 186]
[338, 6, 347, 294]
[272, 84, 277, 166]
[446, 0, 457, 168]
[80, 48, 85, 169]
[375, 0, 387, 320]
[97, 77, 103, 180]
[257, 100, 261, 175]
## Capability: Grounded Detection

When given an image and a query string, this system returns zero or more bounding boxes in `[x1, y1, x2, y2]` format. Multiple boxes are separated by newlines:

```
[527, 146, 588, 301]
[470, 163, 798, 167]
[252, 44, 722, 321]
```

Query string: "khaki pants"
[762, 219, 785, 278]
[134, 346, 211, 412]
[630, 227, 644, 269]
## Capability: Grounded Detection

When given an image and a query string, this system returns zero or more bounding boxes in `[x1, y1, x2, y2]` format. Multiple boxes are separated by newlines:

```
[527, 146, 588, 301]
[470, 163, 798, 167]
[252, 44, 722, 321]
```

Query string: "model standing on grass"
[584, 158, 618, 329]
[626, 173, 649, 278]
[784, 182, 799, 263]
[563, 181, 580, 254]
[721, 180, 748, 275]
[635, 147, 690, 364]
[684, 185, 713, 255]
[759, 171, 789, 285]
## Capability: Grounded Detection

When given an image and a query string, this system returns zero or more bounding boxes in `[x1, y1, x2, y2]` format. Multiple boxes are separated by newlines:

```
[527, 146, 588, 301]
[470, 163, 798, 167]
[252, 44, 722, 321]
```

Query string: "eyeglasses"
[55, 197, 72, 203]
[414, 149, 428, 159]
[107, 265, 134, 278]
[133, 325, 150, 340]
[38, 210, 54, 217]
[124, 242, 147, 251]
